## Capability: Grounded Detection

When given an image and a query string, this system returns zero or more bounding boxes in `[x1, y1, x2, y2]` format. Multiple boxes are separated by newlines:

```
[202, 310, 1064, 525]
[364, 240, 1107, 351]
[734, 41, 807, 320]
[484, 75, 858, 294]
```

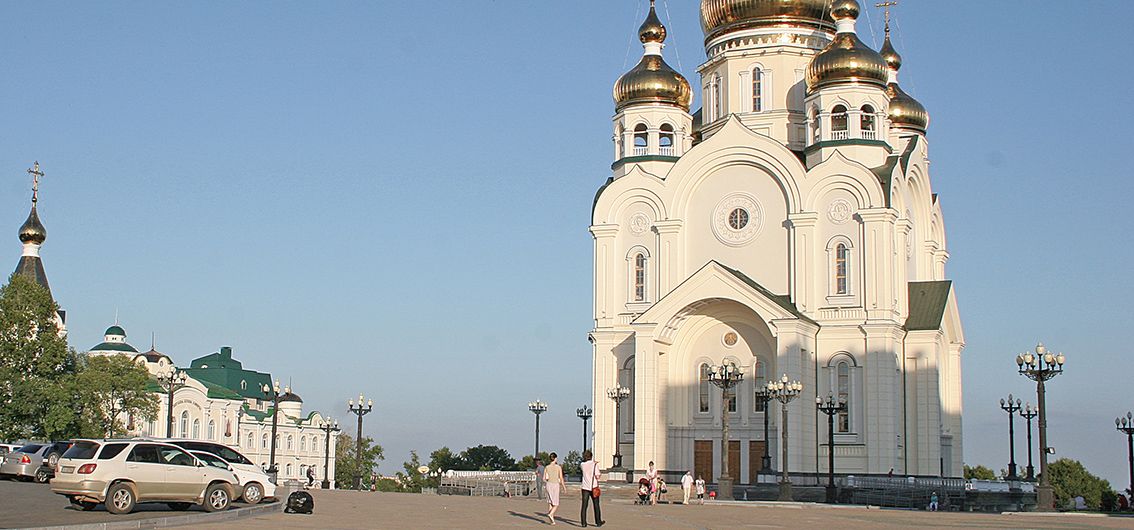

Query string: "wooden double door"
[694, 440, 742, 484]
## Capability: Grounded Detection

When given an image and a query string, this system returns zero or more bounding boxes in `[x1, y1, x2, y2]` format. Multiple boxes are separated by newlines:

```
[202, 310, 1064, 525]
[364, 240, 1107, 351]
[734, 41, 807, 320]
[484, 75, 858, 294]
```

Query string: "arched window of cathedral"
[207, 420, 216, 440]
[810, 107, 821, 144]
[835, 243, 849, 294]
[752, 359, 767, 413]
[712, 74, 722, 120]
[192, 419, 200, 439]
[698, 363, 711, 413]
[615, 124, 624, 159]
[860, 104, 876, 140]
[837, 361, 851, 432]
[633, 253, 647, 301]
[659, 124, 675, 156]
[633, 124, 648, 156]
[751, 67, 764, 112]
[262, 433, 269, 449]
[620, 356, 635, 435]
[180, 411, 189, 438]
[831, 105, 849, 140]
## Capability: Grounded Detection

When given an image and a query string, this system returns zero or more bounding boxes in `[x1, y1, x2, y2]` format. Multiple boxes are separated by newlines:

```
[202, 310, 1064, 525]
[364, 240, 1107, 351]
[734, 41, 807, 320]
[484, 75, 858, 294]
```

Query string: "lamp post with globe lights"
[1116, 412, 1134, 498]
[755, 387, 773, 473]
[319, 419, 339, 489]
[999, 394, 1022, 481]
[577, 405, 593, 456]
[606, 385, 631, 469]
[1020, 403, 1038, 481]
[528, 400, 548, 458]
[156, 368, 187, 438]
[816, 394, 847, 503]
[768, 374, 803, 501]
[262, 380, 283, 481]
[348, 394, 373, 490]
[1016, 343, 1065, 511]
[707, 362, 743, 500]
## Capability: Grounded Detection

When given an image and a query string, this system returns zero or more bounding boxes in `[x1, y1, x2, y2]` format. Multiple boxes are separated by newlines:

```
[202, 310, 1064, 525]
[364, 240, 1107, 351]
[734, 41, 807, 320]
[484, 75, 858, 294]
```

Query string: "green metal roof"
[105, 325, 126, 336]
[89, 341, 139, 353]
[906, 281, 952, 331]
[184, 346, 272, 400]
[718, 263, 818, 326]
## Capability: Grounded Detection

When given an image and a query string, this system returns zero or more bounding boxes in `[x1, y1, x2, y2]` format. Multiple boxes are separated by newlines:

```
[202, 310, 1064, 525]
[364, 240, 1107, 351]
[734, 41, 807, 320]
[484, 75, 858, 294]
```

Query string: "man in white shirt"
[578, 450, 604, 527]
[681, 470, 694, 505]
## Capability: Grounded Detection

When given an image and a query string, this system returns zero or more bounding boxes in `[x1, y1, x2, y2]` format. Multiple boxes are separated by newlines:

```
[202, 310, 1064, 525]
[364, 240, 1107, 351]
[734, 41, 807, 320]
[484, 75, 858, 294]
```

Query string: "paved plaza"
[175, 489, 1134, 530]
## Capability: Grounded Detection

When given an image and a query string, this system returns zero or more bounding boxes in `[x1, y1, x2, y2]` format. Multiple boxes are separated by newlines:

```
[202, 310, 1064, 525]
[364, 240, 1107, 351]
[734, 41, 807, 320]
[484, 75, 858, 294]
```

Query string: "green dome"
[89, 341, 139, 353]
[105, 325, 126, 336]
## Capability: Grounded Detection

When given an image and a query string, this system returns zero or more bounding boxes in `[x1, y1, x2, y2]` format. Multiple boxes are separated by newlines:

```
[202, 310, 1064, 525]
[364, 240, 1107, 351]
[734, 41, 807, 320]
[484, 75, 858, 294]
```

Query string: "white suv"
[51, 439, 239, 514]
[158, 439, 275, 504]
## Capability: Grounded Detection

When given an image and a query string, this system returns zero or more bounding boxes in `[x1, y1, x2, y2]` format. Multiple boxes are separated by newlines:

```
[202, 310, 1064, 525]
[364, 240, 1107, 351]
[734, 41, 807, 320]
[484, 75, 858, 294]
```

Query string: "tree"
[429, 446, 461, 473]
[964, 465, 997, 481]
[516, 451, 551, 472]
[1047, 458, 1115, 510]
[458, 445, 515, 471]
[0, 274, 77, 440]
[563, 450, 582, 478]
[334, 432, 385, 490]
[73, 354, 159, 438]
[396, 450, 427, 492]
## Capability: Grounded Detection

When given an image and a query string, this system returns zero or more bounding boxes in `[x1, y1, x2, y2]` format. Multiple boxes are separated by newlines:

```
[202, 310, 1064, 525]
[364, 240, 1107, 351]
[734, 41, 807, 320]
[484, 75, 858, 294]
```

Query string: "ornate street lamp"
[576, 405, 593, 456]
[319, 419, 339, 489]
[1016, 343, 1065, 511]
[348, 393, 374, 490]
[528, 400, 548, 458]
[606, 385, 631, 469]
[1116, 412, 1134, 498]
[262, 380, 283, 482]
[755, 387, 773, 473]
[707, 362, 743, 501]
[999, 394, 1022, 481]
[768, 374, 803, 501]
[816, 394, 847, 504]
[156, 368, 188, 438]
[1020, 403, 1038, 481]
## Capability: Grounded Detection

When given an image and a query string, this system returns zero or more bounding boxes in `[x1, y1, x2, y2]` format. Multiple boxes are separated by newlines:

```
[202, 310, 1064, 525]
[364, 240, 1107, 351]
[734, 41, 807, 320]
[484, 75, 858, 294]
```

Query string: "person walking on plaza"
[646, 461, 659, 505]
[544, 453, 564, 526]
[534, 458, 545, 500]
[681, 470, 693, 505]
[579, 450, 604, 527]
[695, 475, 706, 505]
[306, 465, 316, 488]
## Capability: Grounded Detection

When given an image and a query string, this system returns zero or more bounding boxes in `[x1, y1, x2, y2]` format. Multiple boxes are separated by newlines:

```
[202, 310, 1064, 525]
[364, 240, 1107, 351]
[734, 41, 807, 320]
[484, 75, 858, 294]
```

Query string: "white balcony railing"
[862, 130, 877, 140]
[831, 130, 849, 140]
[632, 147, 648, 156]
[659, 146, 675, 156]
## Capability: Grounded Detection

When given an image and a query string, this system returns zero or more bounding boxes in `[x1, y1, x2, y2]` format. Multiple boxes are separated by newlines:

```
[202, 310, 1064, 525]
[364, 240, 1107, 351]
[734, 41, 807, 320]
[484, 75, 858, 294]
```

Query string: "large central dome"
[700, 0, 835, 41]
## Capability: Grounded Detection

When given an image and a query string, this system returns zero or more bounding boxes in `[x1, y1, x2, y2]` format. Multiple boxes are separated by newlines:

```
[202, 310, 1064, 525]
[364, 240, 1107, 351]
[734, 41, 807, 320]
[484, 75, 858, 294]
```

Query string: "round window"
[723, 332, 738, 347]
[728, 208, 749, 230]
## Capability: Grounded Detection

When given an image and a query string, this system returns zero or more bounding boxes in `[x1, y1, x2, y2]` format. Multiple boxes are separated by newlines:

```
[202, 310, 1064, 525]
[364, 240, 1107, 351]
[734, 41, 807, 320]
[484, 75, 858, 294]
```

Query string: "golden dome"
[805, 0, 888, 91]
[887, 83, 928, 132]
[614, 55, 693, 112]
[18, 205, 46, 245]
[700, 0, 835, 41]
[879, 35, 902, 71]
[639, 1, 666, 43]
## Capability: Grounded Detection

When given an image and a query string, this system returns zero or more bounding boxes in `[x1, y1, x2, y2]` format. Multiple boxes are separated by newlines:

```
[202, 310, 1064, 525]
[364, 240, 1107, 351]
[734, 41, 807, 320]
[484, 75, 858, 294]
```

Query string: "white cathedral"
[589, 0, 964, 485]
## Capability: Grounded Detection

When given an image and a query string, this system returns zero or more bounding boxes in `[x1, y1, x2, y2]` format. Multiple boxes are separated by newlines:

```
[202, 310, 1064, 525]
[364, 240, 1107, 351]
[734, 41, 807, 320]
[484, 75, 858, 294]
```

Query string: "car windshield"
[16, 444, 44, 453]
[192, 452, 229, 470]
[63, 441, 100, 460]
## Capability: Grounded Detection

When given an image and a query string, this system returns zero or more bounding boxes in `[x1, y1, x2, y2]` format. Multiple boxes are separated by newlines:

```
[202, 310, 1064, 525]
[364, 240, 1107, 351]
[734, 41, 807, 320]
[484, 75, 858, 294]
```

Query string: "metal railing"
[439, 471, 537, 497]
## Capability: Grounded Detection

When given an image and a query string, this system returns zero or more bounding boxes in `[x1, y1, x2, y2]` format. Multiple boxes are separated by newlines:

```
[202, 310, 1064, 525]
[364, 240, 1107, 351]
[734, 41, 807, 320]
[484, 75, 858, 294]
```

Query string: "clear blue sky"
[2, 1, 1132, 486]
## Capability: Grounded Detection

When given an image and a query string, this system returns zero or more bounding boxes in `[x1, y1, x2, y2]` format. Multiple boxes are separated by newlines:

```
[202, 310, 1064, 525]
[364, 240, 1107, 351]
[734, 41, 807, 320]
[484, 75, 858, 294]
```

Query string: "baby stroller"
[636, 478, 651, 504]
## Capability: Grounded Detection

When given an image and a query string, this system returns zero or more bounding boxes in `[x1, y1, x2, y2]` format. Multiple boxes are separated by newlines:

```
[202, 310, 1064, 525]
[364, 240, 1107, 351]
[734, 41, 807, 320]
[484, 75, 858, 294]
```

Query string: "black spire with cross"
[876, 1, 899, 34]
[27, 161, 43, 205]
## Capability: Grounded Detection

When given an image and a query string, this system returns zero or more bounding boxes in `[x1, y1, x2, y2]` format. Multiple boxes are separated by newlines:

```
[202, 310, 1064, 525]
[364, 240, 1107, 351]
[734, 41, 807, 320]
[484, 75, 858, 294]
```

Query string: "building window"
[659, 124, 675, 156]
[633, 253, 647, 302]
[860, 105, 876, 139]
[753, 360, 767, 413]
[300, 436, 307, 452]
[837, 361, 850, 432]
[712, 74, 722, 120]
[286, 463, 293, 477]
[752, 68, 763, 112]
[192, 419, 200, 439]
[633, 124, 648, 156]
[287, 435, 294, 451]
[831, 105, 848, 139]
[180, 412, 189, 438]
[698, 363, 711, 413]
[313, 437, 320, 453]
[835, 243, 849, 295]
[207, 420, 216, 440]
[811, 107, 821, 144]
[262, 433, 269, 449]
[728, 208, 749, 230]
[248, 432, 254, 449]
[275, 435, 280, 449]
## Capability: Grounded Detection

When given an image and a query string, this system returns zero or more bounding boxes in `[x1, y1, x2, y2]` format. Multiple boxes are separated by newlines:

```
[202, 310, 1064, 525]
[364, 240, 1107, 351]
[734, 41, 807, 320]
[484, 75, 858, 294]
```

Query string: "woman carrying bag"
[579, 450, 605, 527]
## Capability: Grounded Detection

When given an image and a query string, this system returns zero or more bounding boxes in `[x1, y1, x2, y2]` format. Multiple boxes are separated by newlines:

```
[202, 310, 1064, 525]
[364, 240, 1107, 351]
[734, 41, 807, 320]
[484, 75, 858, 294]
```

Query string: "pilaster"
[653, 219, 683, 297]
[857, 209, 898, 320]
[786, 212, 819, 314]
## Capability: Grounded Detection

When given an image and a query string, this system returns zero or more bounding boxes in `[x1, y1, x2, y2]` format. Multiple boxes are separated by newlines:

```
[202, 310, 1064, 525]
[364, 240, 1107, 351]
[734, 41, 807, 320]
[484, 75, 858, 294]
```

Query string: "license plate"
[61, 466, 74, 473]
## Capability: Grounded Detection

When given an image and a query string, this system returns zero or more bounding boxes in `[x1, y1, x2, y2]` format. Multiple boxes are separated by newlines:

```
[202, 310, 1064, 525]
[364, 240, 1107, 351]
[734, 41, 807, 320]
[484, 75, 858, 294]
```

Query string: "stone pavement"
[173, 489, 1134, 529]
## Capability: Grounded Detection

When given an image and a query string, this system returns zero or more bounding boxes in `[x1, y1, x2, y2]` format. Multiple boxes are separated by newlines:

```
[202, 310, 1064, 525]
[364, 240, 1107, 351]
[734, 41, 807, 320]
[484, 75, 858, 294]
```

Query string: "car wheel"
[47, 452, 60, 469]
[69, 497, 97, 511]
[34, 468, 50, 483]
[243, 482, 263, 505]
[106, 483, 136, 515]
[167, 502, 192, 511]
[204, 483, 230, 512]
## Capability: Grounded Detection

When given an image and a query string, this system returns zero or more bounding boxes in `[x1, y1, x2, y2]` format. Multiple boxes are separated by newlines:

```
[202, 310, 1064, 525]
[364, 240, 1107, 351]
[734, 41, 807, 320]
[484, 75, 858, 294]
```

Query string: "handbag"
[589, 463, 601, 498]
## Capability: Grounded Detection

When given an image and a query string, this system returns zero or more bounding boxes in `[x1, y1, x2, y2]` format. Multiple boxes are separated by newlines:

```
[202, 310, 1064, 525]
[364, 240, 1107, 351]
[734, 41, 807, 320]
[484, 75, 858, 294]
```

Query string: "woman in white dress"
[544, 452, 564, 525]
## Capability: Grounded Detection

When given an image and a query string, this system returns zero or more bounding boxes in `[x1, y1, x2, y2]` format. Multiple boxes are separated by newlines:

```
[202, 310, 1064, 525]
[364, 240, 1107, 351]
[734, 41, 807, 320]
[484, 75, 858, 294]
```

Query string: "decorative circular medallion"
[712, 194, 763, 246]
[723, 331, 738, 347]
[827, 199, 853, 224]
[629, 212, 651, 235]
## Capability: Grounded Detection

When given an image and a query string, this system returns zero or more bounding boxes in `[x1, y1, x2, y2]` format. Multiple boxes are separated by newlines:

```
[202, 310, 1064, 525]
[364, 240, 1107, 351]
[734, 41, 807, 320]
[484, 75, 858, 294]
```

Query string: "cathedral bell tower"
[13, 161, 66, 330]
[611, 1, 693, 179]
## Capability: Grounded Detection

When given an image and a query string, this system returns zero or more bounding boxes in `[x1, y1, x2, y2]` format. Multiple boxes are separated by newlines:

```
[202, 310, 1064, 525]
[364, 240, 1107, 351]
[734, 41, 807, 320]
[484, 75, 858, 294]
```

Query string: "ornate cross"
[27, 161, 44, 204]
[876, 1, 899, 33]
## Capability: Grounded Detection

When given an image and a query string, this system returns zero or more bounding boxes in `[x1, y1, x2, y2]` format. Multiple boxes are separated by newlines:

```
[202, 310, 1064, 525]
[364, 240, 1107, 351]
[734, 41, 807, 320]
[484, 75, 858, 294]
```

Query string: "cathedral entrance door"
[694, 440, 713, 484]
[748, 441, 765, 484]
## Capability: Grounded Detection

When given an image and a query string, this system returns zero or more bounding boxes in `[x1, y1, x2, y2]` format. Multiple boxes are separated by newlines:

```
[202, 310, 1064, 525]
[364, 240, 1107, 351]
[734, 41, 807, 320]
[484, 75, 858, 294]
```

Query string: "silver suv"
[51, 439, 239, 514]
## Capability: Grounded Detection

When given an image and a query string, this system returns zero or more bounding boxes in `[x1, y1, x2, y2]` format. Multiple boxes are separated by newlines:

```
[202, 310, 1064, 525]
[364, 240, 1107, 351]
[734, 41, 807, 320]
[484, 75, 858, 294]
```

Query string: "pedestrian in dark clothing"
[579, 450, 604, 527]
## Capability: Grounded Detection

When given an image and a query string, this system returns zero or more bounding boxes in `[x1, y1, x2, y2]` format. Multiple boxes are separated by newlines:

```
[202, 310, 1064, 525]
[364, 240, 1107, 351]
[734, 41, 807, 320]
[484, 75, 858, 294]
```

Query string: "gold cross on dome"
[27, 161, 44, 204]
[876, 1, 899, 33]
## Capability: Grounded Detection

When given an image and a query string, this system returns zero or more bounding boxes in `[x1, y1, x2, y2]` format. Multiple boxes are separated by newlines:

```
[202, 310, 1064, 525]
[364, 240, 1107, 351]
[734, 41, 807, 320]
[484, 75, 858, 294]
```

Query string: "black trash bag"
[285, 491, 314, 514]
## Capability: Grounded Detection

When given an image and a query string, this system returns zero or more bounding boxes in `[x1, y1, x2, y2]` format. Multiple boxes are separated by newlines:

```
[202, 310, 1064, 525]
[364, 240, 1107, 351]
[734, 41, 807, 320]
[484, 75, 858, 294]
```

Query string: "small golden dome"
[805, 1, 888, 92]
[18, 206, 46, 245]
[887, 83, 929, 132]
[700, 0, 835, 42]
[639, 1, 666, 43]
[614, 55, 693, 112]
[879, 35, 902, 71]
